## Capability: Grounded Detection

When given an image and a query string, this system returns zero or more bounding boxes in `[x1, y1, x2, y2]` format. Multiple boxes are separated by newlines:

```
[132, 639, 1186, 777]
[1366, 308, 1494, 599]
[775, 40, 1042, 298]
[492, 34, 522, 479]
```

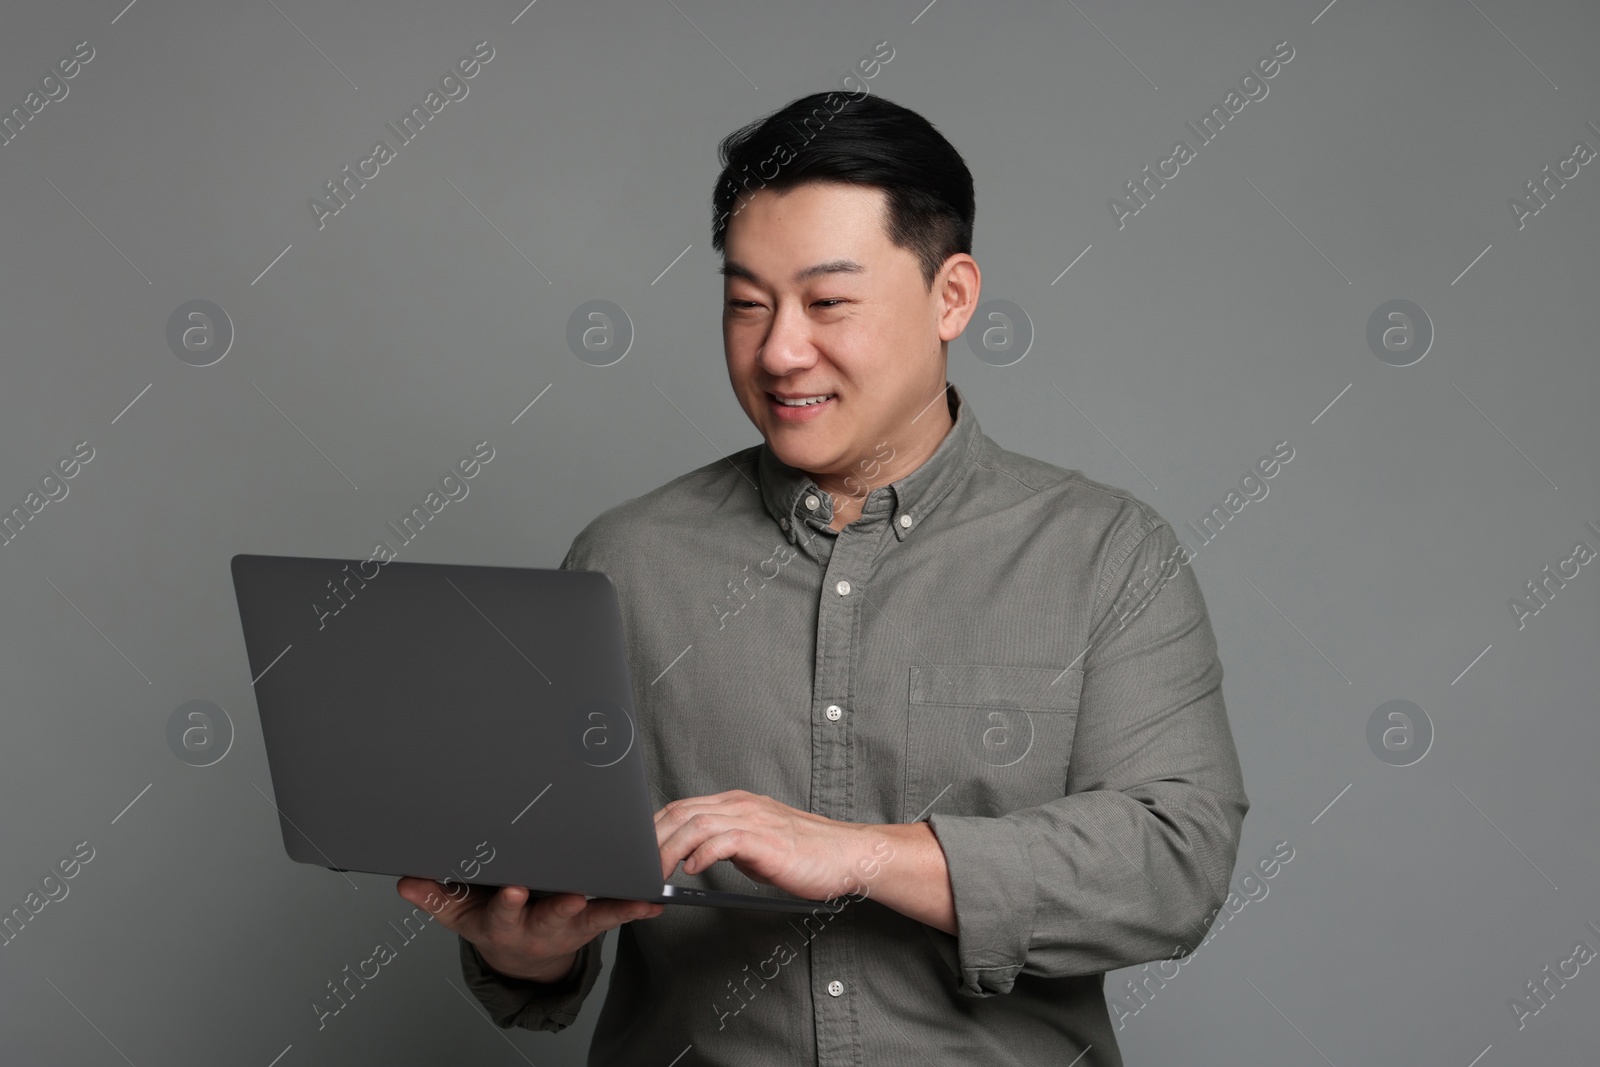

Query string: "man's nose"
[756, 305, 818, 373]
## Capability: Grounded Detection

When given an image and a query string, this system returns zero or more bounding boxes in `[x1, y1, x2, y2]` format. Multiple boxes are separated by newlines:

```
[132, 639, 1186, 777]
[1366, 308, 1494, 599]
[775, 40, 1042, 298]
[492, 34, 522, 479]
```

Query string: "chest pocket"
[904, 663, 1084, 822]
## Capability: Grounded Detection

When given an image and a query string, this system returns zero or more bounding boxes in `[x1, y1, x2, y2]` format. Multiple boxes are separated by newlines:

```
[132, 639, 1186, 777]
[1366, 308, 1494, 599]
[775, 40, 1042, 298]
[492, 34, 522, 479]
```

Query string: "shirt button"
[804, 494, 820, 511]
[780, 517, 790, 530]
[835, 580, 851, 596]
[825, 705, 842, 721]
[898, 513, 913, 528]
[827, 979, 844, 997]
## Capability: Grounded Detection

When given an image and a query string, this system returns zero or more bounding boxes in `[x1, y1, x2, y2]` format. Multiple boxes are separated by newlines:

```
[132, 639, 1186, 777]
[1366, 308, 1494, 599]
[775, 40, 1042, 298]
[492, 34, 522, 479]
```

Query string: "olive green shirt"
[461, 383, 1248, 1066]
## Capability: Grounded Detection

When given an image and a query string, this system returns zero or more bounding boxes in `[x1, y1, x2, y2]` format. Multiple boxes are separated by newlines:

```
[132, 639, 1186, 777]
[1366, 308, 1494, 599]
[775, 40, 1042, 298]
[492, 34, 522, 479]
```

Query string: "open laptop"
[229, 553, 824, 914]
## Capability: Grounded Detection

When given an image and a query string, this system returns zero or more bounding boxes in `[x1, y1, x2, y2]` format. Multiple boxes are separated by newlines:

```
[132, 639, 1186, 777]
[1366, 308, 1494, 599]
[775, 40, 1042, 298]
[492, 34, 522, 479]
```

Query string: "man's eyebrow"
[719, 259, 867, 284]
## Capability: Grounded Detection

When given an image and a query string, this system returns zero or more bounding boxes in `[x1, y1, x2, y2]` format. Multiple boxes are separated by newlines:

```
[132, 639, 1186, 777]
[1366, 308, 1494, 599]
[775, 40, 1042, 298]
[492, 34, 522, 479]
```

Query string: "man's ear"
[937, 255, 982, 342]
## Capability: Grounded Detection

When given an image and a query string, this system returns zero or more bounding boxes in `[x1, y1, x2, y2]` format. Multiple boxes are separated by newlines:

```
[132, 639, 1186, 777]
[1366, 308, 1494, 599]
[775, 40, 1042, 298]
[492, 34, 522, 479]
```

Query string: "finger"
[682, 827, 744, 876]
[397, 877, 477, 932]
[587, 897, 665, 924]
[660, 793, 782, 847]
[396, 876, 463, 914]
[653, 796, 700, 829]
[652, 789, 747, 826]
[526, 891, 588, 929]
[573, 897, 666, 929]
[653, 796, 738, 851]
[482, 884, 534, 937]
[658, 812, 741, 879]
[528, 894, 660, 942]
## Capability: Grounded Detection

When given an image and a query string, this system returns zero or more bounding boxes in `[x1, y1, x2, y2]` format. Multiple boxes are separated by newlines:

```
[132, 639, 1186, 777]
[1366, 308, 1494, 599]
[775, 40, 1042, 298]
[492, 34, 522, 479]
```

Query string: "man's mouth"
[770, 392, 836, 407]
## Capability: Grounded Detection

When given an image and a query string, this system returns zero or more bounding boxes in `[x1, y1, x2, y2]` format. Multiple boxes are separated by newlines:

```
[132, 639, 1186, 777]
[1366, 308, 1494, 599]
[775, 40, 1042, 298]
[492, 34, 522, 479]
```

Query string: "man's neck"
[811, 389, 956, 532]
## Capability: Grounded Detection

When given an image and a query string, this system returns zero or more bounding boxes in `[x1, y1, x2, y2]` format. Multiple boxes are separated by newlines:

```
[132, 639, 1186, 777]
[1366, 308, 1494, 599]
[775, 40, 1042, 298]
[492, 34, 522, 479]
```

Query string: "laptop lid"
[229, 553, 668, 901]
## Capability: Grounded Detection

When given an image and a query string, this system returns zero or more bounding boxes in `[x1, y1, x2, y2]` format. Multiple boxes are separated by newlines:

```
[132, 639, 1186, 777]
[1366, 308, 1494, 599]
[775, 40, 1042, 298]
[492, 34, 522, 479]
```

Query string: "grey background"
[1, 0, 1596, 1063]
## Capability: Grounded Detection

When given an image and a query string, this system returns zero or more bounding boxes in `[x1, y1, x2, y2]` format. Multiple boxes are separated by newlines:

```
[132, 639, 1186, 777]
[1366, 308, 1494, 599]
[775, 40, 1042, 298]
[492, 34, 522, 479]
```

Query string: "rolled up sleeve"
[458, 933, 606, 1031]
[928, 515, 1249, 995]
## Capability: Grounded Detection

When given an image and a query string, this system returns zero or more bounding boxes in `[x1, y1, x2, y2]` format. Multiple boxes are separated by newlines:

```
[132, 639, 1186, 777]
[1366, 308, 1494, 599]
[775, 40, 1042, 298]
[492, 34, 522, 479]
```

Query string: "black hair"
[709, 92, 974, 291]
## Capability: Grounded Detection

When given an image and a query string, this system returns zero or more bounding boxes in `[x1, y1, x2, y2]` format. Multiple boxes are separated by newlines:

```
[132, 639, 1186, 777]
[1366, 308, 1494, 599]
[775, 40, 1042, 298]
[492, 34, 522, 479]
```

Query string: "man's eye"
[725, 299, 845, 310]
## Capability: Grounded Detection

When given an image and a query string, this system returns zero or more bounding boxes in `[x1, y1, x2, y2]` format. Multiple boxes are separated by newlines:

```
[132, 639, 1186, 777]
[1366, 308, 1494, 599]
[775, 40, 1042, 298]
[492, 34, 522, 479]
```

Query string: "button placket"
[807, 514, 881, 1066]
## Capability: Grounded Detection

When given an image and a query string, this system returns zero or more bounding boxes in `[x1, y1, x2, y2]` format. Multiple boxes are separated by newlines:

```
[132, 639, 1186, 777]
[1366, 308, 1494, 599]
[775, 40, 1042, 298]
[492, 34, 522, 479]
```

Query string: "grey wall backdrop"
[2, 0, 1596, 1063]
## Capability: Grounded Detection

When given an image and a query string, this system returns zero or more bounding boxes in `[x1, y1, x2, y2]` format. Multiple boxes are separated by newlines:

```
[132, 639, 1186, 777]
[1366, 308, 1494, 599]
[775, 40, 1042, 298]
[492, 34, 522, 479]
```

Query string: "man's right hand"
[396, 877, 664, 983]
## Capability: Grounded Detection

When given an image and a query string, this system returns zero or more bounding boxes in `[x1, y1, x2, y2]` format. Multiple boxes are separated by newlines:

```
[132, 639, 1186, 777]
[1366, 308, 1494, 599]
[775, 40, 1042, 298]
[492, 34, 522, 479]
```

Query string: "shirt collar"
[758, 381, 980, 547]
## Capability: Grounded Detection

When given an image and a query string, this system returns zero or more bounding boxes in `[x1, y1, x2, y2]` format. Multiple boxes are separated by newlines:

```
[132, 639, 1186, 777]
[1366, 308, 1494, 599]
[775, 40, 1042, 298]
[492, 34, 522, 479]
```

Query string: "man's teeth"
[776, 394, 835, 407]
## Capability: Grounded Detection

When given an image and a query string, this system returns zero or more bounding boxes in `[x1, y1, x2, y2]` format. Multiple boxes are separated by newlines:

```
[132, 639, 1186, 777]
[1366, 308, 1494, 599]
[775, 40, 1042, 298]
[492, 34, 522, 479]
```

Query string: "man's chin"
[763, 434, 841, 475]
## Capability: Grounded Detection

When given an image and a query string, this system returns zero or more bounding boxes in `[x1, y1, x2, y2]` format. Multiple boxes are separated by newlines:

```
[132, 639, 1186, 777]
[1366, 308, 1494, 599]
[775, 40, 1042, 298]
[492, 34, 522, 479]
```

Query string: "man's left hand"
[654, 789, 876, 903]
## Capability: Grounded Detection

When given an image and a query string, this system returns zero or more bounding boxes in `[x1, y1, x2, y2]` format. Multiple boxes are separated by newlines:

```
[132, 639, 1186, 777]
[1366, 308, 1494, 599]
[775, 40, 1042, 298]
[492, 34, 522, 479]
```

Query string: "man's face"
[720, 181, 957, 480]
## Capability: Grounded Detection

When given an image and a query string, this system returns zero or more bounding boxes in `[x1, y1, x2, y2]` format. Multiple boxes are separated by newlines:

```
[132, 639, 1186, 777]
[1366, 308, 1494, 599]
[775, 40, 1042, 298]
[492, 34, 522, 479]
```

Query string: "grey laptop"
[229, 553, 822, 914]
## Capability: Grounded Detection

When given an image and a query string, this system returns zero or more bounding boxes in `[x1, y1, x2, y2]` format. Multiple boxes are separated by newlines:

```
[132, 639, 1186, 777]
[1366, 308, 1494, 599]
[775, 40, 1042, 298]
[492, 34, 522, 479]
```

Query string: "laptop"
[229, 553, 824, 914]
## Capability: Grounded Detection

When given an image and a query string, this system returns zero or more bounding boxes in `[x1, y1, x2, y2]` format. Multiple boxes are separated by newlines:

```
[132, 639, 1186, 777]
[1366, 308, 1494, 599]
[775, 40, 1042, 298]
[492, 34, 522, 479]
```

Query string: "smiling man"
[719, 179, 961, 535]
[403, 91, 1248, 1066]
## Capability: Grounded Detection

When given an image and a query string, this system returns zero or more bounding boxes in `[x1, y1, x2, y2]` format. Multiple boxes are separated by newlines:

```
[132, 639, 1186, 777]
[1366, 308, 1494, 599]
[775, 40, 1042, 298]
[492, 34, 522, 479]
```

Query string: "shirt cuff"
[925, 812, 1037, 997]
[458, 935, 604, 1031]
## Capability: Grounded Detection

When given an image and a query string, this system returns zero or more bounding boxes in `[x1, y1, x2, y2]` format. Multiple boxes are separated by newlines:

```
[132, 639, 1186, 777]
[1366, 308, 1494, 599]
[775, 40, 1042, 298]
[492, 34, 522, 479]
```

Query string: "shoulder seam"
[590, 446, 760, 519]
[1091, 515, 1166, 627]
[970, 456, 1049, 493]
[973, 452, 1162, 516]
[666, 445, 761, 491]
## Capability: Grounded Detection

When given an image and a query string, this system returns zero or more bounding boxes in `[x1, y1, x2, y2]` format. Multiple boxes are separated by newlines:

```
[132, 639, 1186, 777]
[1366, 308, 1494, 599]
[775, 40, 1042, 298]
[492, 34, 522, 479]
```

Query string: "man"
[399, 91, 1248, 1066]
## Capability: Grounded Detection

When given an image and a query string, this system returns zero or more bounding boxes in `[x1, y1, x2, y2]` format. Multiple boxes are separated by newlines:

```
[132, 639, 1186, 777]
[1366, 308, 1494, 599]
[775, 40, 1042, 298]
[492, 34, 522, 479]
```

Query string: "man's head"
[710, 93, 979, 487]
